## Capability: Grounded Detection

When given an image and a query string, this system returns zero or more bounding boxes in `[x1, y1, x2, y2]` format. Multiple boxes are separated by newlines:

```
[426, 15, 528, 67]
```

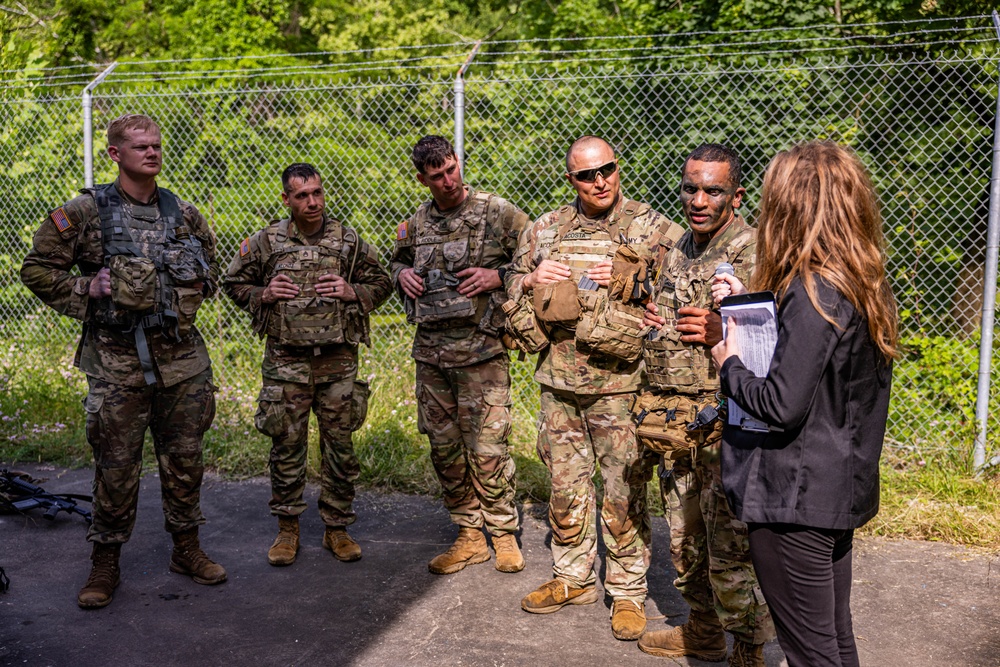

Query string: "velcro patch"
[239, 237, 251, 257]
[397, 220, 408, 240]
[50, 207, 73, 233]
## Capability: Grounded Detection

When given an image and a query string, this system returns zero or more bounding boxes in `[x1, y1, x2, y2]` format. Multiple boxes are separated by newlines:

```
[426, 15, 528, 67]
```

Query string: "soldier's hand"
[456, 267, 501, 297]
[262, 274, 299, 304]
[317, 274, 357, 302]
[711, 273, 747, 307]
[88, 267, 111, 299]
[677, 306, 723, 346]
[399, 268, 424, 299]
[523, 260, 571, 291]
[587, 260, 613, 287]
[643, 301, 666, 330]
[712, 317, 740, 370]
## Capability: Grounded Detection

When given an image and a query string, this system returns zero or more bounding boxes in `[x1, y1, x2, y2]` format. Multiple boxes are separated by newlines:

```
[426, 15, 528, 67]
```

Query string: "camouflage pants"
[536, 387, 654, 603]
[415, 355, 517, 535]
[255, 375, 367, 527]
[83, 369, 216, 545]
[664, 443, 775, 644]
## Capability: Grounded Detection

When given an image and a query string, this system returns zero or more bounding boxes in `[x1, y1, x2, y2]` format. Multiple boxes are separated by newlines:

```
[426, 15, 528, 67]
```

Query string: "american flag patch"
[239, 237, 251, 257]
[397, 220, 408, 239]
[50, 207, 73, 232]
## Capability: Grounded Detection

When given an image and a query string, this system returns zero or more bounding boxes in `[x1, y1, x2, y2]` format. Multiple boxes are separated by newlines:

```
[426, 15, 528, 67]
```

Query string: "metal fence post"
[81, 62, 118, 188]
[453, 42, 482, 172]
[973, 11, 1000, 473]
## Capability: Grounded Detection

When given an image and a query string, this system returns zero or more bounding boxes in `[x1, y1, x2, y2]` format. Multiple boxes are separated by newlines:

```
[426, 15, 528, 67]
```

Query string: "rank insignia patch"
[50, 207, 73, 233]
[239, 237, 251, 257]
[397, 220, 408, 239]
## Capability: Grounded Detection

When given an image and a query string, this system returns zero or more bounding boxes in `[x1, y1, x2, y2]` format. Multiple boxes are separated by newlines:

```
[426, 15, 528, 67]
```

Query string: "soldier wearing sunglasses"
[507, 136, 685, 641]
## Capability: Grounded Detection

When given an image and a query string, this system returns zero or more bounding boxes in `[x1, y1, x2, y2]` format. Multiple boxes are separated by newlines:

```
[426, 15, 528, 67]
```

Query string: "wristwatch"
[496, 267, 508, 283]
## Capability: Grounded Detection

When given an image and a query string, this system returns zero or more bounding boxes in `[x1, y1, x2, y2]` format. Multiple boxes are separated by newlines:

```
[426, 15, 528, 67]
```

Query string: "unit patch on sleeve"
[50, 207, 73, 233]
[239, 237, 251, 257]
[397, 220, 408, 240]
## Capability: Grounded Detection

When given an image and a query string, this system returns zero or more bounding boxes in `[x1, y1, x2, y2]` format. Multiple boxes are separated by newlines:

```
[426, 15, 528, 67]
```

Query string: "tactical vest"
[90, 183, 210, 385]
[644, 219, 755, 394]
[409, 191, 492, 327]
[264, 218, 363, 347]
[547, 199, 649, 360]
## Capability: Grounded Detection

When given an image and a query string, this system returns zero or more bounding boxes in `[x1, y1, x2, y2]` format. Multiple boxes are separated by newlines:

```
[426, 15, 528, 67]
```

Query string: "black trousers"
[747, 524, 858, 667]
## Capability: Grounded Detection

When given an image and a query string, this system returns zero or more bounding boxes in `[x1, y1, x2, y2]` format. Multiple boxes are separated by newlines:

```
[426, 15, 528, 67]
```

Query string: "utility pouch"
[576, 293, 649, 362]
[532, 279, 580, 324]
[501, 297, 549, 354]
[477, 290, 509, 338]
[171, 285, 204, 336]
[631, 390, 722, 455]
[108, 255, 157, 311]
[162, 247, 209, 286]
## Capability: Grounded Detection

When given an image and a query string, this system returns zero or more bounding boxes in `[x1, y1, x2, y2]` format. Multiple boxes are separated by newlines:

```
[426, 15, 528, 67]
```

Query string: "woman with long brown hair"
[711, 141, 898, 667]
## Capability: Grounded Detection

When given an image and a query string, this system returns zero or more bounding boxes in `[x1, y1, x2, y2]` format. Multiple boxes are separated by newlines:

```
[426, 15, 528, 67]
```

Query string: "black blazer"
[720, 277, 892, 530]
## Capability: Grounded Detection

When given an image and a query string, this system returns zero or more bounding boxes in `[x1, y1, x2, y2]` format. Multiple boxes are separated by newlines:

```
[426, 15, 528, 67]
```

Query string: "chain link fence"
[1, 35, 998, 463]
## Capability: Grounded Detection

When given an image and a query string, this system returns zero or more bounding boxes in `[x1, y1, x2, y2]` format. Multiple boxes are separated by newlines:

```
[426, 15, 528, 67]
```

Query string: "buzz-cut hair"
[683, 143, 743, 188]
[281, 163, 322, 192]
[411, 135, 457, 174]
[565, 135, 616, 172]
[107, 114, 160, 147]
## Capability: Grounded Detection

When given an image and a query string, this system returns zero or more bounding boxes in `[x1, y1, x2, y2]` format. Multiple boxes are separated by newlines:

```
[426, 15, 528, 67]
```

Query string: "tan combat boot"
[428, 526, 490, 574]
[729, 639, 766, 667]
[268, 516, 300, 566]
[492, 533, 525, 573]
[323, 527, 362, 562]
[520, 578, 598, 613]
[637, 609, 727, 661]
[611, 599, 647, 640]
[77, 543, 121, 609]
[169, 528, 227, 584]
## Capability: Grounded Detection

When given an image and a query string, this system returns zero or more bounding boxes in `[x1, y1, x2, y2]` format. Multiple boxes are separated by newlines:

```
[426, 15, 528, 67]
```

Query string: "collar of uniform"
[114, 176, 159, 206]
[286, 214, 338, 242]
[428, 186, 476, 223]
[706, 212, 750, 249]
[573, 192, 627, 228]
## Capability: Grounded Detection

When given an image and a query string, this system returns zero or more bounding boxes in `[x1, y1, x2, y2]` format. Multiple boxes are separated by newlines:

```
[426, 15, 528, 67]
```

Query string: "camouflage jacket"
[223, 215, 391, 384]
[20, 178, 219, 388]
[508, 195, 685, 395]
[645, 214, 756, 395]
[390, 187, 529, 369]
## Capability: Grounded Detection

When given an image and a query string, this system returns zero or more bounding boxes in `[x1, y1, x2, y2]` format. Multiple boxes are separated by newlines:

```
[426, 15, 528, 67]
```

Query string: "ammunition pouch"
[631, 390, 722, 456]
[412, 269, 477, 323]
[108, 255, 157, 311]
[532, 280, 580, 324]
[576, 293, 649, 362]
[501, 297, 549, 354]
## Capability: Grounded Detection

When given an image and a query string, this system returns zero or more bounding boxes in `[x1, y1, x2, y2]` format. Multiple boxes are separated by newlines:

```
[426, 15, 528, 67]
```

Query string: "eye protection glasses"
[569, 160, 617, 183]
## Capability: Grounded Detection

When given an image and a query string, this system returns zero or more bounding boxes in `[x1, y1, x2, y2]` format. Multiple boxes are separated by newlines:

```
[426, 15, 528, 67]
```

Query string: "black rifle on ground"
[0, 469, 92, 524]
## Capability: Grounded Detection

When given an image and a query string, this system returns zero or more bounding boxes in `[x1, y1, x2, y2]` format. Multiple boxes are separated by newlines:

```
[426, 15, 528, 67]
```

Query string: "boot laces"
[85, 550, 118, 588]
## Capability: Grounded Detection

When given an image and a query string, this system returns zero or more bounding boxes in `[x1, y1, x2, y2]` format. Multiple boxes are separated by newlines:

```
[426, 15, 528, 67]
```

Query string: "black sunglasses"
[569, 160, 617, 183]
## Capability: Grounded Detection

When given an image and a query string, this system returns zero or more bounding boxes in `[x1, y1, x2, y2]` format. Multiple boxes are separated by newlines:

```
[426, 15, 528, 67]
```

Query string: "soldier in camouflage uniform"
[20, 114, 226, 609]
[391, 136, 529, 575]
[637, 144, 774, 667]
[509, 136, 686, 641]
[224, 163, 391, 566]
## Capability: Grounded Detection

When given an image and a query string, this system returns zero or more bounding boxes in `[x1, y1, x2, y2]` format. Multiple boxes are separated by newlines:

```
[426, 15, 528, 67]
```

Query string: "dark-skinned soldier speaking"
[506, 136, 686, 641]
[224, 163, 391, 566]
[391, 136, 529, 575]
[635, 144, 774, 666]
[20, 113, 226, 609]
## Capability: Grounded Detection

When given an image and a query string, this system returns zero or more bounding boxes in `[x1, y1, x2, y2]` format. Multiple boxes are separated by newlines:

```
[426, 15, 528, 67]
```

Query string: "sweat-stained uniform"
[20, 178, 219, 545]
[223, 216, 391, 527]
[390, 187, 528, 536]
[645, 214, 774, 644]
[506, 194, 686, 604]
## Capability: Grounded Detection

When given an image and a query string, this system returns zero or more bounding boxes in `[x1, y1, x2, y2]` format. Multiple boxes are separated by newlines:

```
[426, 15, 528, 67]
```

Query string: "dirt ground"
[1, 463, 998, 667]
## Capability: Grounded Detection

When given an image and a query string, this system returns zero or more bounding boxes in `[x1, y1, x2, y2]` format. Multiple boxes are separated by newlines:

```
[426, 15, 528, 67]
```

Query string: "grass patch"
[1, 325, 998, 550]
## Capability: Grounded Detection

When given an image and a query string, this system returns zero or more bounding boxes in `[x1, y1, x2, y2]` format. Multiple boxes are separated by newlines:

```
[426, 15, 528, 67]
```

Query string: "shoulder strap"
[95, 183, 141, 260]
[554, 204, 578, 242]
